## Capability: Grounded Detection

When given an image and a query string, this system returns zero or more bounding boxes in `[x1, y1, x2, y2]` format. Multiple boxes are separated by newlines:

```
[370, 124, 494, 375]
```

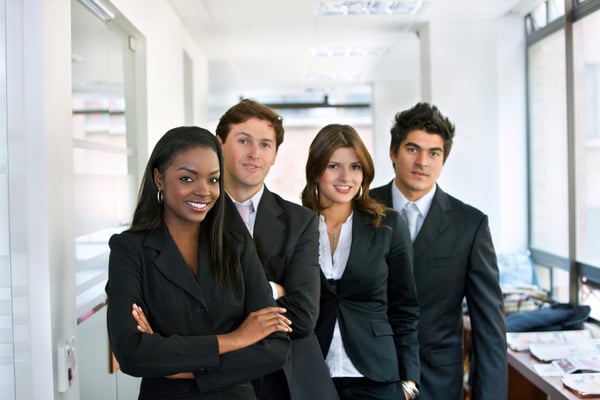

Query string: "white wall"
[111, 0, 209, 148]
[417, 16, 528, 254]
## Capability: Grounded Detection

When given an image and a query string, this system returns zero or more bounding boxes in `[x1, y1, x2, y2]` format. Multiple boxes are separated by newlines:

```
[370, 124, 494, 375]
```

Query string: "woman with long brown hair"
[301, 124, 420, 400]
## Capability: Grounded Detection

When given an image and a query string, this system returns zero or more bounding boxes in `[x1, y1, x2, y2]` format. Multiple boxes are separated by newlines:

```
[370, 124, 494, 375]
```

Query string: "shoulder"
[438, 188, 487, 220]
[109, 229, 146, 249]
[370, 181, 393, 198]
[265, 190, 318, 223]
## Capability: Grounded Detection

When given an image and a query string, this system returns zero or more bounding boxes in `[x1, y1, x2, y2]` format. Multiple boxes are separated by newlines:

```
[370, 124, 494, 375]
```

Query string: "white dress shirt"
[318, 213, 362, 378]
[391, 183, 437, 238]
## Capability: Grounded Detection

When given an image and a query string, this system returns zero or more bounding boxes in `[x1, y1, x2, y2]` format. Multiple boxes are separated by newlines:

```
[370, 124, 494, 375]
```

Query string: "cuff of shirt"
[269, 281, 278, 300]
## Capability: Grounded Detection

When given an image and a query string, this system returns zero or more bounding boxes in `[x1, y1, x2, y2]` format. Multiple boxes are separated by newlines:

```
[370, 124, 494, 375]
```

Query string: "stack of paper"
[562, 373, 600, 397]
[506, 329, 592, 351]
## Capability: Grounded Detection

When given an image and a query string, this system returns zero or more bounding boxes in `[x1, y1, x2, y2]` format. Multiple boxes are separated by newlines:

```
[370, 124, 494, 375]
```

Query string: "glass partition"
[0, 0, 15, 397]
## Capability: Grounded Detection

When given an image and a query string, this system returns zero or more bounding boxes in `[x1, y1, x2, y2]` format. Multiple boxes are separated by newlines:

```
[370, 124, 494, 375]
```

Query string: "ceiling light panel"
[311, 46, 388, 57]
[318, 1, 426, 16]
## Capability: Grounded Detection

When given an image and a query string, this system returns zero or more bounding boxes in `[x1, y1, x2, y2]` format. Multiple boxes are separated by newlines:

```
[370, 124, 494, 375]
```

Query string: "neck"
[225, 183, 262, 203]
[321, 202, 352, 230]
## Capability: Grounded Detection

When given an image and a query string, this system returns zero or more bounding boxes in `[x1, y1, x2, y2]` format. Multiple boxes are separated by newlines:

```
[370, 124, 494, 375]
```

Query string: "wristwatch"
[401, 380, 419, 400]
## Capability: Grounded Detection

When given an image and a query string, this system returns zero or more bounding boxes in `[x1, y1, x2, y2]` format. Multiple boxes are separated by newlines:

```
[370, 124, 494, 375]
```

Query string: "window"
[526, 0, 600, 316]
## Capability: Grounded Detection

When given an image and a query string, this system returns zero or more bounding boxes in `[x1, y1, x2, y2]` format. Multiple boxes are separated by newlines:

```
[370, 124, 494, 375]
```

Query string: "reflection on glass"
[0, 0, 15, 396]
[71, 0, 136, 322]
[528, 29, 569, 257]
[573, 10, 600, 267]
[547, 0, 564, 23]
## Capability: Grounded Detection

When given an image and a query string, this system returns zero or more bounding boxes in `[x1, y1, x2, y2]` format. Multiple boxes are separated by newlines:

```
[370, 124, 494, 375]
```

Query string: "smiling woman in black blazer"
[301, 124, 420, 400]
[106, 126, 291, 400]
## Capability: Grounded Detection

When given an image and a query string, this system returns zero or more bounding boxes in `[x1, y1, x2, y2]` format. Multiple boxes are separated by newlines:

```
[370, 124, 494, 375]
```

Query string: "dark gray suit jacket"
[371, 182, 507, 400]
[225, 188, 338, 400]
[106, 223, 290, 399]
[316, 210, 420, 384]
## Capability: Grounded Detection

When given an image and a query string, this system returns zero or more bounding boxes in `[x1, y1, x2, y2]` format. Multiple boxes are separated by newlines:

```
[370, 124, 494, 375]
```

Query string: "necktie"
[235, 202, 254, 234]
[404, 202, 419, 241]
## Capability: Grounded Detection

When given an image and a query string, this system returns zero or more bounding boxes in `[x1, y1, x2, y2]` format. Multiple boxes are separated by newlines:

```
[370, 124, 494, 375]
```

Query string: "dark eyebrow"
[177, 167, 220, 176]
[177, 166, 197, 174]
[405, 141, 444, 153]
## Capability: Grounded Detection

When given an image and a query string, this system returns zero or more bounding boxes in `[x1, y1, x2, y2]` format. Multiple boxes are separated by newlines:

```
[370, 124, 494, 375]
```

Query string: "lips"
[334, 185, 352, 193]
[186, 200, 209, 211]
[242, 162, 260, 170]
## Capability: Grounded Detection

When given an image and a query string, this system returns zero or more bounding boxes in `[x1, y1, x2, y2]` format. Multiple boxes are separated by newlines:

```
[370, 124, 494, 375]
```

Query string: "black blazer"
[106, 223, 290, 400]
[316, 210, 420, 384]
[225, 188, 338, 400]
[371, 182, 507, 400]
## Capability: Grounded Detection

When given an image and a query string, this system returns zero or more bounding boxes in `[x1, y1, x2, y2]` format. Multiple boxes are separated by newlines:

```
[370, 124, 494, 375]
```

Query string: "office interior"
[1, 0, 598, 398]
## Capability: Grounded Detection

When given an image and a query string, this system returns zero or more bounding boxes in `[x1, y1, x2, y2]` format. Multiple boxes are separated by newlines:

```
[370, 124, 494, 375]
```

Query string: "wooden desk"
[508, 349, 588, 399]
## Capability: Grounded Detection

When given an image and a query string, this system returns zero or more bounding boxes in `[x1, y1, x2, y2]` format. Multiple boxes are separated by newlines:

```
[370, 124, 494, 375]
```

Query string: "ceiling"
[167, 0, 538, 113]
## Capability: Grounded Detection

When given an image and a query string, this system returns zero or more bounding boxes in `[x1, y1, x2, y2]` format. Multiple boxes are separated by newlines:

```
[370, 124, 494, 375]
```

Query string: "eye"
[208, 177, 220, 184]
[238, 138, 249, 145]
[327, 163, 338, 170]
[406, 146, 417, 153]
[261, 142, 272, 149]
[431, 151, 442, 159]
[180, 176, 193, 183]
[351, 163, 362, 170]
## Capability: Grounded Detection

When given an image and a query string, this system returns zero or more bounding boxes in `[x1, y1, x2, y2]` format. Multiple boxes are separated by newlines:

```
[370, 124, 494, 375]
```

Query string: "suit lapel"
[341, 212, 373, 282]
[253, 188, 285, 262]
[413, 187, 452, 257]
[145, 224, 208, 306]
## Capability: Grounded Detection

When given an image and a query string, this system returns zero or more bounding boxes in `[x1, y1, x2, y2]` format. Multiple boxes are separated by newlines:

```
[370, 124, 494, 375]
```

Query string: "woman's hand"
[217, 306, 292, 354]
[132, 303, 154, 334]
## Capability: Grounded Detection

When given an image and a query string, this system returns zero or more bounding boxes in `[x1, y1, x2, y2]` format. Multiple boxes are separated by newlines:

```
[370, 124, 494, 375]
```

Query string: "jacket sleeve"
[106, 233, 220, 378]
[465, 216, 507, 400]
[107, 232, 289, 386]
[274, 212, 321, 338]
[386, 212, 421, 384]
[194, 233, 290, 392]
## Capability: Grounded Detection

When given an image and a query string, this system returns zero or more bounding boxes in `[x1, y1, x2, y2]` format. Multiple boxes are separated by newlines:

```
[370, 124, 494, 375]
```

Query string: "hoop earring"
[355, 186, 363, 199]
[157, 190, 163, 204]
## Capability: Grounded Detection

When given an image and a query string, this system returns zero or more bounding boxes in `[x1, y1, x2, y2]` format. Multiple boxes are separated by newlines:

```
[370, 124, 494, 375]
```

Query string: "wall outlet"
[57, 336, 76, 392]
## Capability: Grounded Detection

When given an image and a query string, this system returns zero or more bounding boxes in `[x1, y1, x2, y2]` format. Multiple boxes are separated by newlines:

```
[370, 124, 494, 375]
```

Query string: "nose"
[415, 150, 428, 166]
[339, 166, 351, 181]
[194, 181, 211, 196]
[247, 142, 260, 159]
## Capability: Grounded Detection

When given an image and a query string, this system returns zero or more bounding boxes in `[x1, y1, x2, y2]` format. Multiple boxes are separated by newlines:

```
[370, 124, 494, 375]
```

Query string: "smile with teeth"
[187, 200, 209, 210]
[335, 185, 351, 192]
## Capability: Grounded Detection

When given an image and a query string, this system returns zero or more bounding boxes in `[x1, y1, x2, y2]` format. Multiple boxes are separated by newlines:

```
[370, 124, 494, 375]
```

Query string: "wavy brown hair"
[301, 124, 386, 228]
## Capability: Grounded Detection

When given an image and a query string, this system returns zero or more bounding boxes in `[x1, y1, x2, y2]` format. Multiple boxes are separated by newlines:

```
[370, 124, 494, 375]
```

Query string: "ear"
[153, 168, 163, 190]
[216, 135, 224, 145]
[389, 147, 396, 161]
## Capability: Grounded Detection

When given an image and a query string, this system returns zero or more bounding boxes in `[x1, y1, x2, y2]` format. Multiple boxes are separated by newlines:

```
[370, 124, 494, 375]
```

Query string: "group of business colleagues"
[106, 99, 507, 400]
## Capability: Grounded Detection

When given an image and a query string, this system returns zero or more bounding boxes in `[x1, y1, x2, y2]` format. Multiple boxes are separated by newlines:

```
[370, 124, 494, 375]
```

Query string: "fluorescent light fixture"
[311, 46, 388, 57]
[78, 0, 115, 21]
[318, 1, 425, 16]
[305, 72, 367, 82]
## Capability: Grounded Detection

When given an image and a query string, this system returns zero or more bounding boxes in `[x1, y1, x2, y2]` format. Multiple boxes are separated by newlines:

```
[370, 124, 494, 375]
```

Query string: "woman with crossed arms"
[106, 126, 291, 399]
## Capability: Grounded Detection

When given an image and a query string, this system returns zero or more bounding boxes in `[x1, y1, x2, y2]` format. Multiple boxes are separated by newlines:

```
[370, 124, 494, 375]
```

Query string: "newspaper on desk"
[529, 338, 600, 362]
[534, 355, 600, 377]
[507, 329, 592, 351]
[562, 373, 600, 397]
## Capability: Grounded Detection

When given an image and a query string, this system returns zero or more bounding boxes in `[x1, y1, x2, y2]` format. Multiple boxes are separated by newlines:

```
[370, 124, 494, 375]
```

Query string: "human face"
[390, 129, 444, 201]
[218, 117, 277, 200]
[154, 146, 220, 230]
[318, 147, 363, 208]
